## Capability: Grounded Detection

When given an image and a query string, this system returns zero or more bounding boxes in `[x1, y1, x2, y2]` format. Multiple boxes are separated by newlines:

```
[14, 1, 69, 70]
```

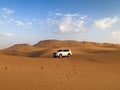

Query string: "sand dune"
[0, 40, 120, 57]
[0, 53, 120, 90]
[0, 40, 120, 90]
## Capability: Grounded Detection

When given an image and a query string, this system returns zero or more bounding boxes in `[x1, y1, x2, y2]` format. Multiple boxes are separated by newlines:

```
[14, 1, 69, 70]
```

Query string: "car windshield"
[57, 50, 62, 52]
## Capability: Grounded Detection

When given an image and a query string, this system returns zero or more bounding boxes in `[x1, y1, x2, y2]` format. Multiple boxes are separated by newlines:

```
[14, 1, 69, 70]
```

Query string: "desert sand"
[0, 40, 120, 90]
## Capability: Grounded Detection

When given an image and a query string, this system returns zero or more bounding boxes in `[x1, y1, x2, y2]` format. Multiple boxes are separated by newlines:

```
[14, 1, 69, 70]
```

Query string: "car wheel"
[67, 53, 71, 57]
[59, 54, 62, 58]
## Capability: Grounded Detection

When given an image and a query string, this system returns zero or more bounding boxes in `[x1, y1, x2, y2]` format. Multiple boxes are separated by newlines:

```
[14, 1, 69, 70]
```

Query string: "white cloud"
[112, 30, 120, 38]
[55, 13, 63, 16]
[80, 15, 88, 20]
[26, 21, 32, 28]
[14, 20, 32, 28]
[58, 14, 87, 33]
[0, 8, 32, 29]
[94, 16, 120, 30]
[15, 21, 24, 27]
[2, 8, 15, 14]
[3, 15, 7, 18]
[1, 33, 14, 37]
[55, 13, 80, 17]
[64, 13, 79, 17]
[48, 13, 87, 33]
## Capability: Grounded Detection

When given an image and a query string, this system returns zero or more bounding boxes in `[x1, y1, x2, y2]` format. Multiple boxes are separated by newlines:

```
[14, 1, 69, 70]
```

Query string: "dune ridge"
[0, 39, 120, 57]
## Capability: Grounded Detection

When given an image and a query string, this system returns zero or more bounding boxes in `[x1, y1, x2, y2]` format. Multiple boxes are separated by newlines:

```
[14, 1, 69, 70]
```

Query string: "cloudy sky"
[0, 0, 120, 49]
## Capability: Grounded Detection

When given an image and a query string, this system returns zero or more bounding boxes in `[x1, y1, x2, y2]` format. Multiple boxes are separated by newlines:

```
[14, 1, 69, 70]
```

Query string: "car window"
[63, 50, 69, 52]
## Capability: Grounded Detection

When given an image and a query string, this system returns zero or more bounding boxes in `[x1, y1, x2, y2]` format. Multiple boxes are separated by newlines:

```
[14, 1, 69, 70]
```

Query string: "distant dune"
[0, 39, 120, 57]
[34, 40, 80, 47]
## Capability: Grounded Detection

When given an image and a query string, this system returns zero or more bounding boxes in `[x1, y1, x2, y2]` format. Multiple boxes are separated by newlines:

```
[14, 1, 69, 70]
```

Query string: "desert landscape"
[1, 0, 120, 90]
[0, 40, 120, 90]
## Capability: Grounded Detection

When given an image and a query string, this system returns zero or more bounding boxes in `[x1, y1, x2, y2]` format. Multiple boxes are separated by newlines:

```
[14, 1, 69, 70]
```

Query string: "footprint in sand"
[73, 68, 78, 74]
[65, 72, 72, 79]
[60, 81, 63, 84]
[4, 66, 8, 70]
[40, 66, 44, 70]
[38, 85, 42, 88]
[68, 72, 71, 76]
[65, 75, 69, 78]
[56, 64, 59, 67]
[11, 65, 15, 67]
[73, 70, 77, 74]
[1, 66, 9, 70]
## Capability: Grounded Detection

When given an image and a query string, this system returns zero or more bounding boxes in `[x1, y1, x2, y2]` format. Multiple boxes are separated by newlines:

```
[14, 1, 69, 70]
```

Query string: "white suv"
[53, 49, 72, 58]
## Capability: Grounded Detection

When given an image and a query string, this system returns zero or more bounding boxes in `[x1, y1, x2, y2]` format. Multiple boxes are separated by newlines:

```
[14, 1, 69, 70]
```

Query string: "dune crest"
[0, 39, 120, 57]
[6, 44, 33, 50]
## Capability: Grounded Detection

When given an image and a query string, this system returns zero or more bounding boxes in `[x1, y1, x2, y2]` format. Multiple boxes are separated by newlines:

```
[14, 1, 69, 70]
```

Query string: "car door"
[63, 50, 68, 56]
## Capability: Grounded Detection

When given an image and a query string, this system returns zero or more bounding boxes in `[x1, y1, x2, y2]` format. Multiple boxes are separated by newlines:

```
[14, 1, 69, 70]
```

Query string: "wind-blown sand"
[0, 40, 120, 90]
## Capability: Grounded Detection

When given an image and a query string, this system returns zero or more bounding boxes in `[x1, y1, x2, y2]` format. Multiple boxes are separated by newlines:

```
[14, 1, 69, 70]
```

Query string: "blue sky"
[0, 0, 120, 49]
